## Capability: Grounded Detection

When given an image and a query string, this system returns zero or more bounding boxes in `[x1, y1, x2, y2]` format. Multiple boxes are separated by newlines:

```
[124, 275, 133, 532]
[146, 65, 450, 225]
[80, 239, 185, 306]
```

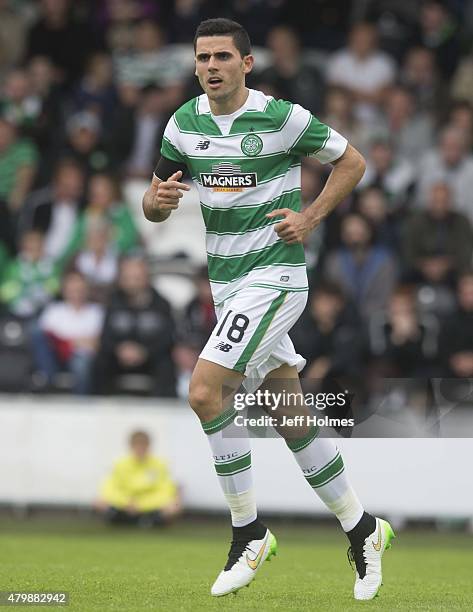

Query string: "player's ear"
[243, 54, 254, 75]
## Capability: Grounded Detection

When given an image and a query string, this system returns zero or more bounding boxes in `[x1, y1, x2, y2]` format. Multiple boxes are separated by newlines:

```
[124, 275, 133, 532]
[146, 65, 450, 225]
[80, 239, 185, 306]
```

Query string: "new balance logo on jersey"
[196, 140, 210, 150]
[214, 341, 233, 352]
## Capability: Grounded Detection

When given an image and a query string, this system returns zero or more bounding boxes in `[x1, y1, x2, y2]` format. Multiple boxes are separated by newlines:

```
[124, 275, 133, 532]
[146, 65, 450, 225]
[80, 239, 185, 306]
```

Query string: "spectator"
[94, 256, 176, 396]
[26, 55, 65, 169]
[402, 182, 473, 284]
[368, 285, 438, 377]
[377, 85, 434, 164]
[0, 69, 43, 139]
[64, 172, 139, 262]
[72, 219, 118, 303]
[413, 0, 461, 79]
[415, 126, 473, 224]
[95, 429, 181, 527]
[0, 230, 60, 319]
[321, 86, 371, 157]
[357, 137, 415, 207]
[440, 271, 473, 378]
[0, 0, 28, 78]
[327, 22, 396, 123]
[122, 85, 172, 179]
[113, 19, 189, 89]
[445, 100, 473, 151]
[183, 266, 216, 350]
[399, 45, 446, 114]
[31, 270, 103, 394]
[0, 117, 38, 251]
[324, 213, 398, 321]
[356, 186, 400, 253]
[21, 159, 85, 261]
[258, 25, 325, 116]
[61, 110, 111, 176]
[70, 52, 117, 127]
[25, 0, 98, 85]
[291, 282, 363, 383]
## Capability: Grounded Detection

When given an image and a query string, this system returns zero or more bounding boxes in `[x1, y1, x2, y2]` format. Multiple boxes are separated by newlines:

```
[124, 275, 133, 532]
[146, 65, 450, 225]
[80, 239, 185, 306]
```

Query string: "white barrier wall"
[0, 396, 472, 519]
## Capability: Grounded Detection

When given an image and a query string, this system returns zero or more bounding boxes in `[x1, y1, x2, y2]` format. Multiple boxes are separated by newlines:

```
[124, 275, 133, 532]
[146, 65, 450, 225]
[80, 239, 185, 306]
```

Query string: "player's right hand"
[154, 170, 190, 214]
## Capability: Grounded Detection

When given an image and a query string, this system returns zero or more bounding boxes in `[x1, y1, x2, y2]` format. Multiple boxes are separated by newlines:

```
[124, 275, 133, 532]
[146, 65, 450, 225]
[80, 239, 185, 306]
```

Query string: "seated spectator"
[258, 25, 325, 116]
[31, 270, 104, 394]
[94, 255, 176, 396]
[368, 286, 439, 378]
[0, 69, 43, 139]
[64, 172, 139, 262]
[26, 55, 65, 171]
[0, 117, 38, 252]
[356, 186, 400, 253]
[72, 219, 118, 303]
[399, 46, 446, 114]
[445, 100, 473, 151]
[70, 52, 117, 126]
[440, 271, 473, 378]
[321, 86, 371, 157]
[413, 0, 460, 79]
[61, 111, 111, 177]
[327, 22, 396, 123]
[95, 429, 181, 527]
[21, 159, 85, 261]
[25, 0, 97, 86]
[357, 137, 415, 208]
[0, 230, 60, 319]
[402, 182, 473, 284]
[173, 267, 216, 398]
[377, 85, 434, 164]
[183, 266, 216, 350]
[291, 282, 363, 384]
[113, 19, 188, 89]
[324, 213, 398, 321]
[416, 126, 473, 225]
[123, 84, 172, 179]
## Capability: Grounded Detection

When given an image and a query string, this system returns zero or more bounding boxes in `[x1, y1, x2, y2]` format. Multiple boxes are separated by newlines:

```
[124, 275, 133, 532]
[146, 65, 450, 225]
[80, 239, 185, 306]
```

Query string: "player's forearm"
[303, 145, 366, 230]
[142, 177, 171, 223]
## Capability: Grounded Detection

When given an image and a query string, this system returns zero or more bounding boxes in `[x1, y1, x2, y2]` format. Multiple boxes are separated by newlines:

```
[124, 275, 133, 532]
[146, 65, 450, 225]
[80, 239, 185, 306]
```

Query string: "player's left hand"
[266, 208, 312, 245]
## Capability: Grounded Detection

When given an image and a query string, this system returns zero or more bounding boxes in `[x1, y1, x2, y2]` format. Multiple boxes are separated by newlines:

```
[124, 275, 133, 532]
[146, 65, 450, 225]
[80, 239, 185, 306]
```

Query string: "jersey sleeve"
[283, 103, 348, 163]
[160, 114, 187, 164]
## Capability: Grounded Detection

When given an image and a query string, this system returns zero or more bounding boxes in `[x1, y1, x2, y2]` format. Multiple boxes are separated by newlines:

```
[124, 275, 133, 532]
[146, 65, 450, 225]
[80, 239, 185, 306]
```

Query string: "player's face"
[195, 36, 253, 103]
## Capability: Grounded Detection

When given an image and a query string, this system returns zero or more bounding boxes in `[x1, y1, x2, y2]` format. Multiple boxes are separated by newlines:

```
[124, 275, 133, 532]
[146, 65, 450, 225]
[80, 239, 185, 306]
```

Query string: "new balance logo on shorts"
[196, 140, 210, 150]
[214, 341, 233, 352]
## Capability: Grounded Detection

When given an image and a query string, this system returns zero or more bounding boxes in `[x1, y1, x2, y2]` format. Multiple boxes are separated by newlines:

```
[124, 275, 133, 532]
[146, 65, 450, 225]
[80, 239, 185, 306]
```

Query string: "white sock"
[287, 426, 364, 532]
[202, 406, 256, 527]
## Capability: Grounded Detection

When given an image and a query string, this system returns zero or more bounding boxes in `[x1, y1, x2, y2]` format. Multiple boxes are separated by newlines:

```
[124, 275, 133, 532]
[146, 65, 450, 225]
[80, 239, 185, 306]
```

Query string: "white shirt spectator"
[40, 302, 104, 341]
[327, 50, 396, 122]
[415, 151, 473, 225]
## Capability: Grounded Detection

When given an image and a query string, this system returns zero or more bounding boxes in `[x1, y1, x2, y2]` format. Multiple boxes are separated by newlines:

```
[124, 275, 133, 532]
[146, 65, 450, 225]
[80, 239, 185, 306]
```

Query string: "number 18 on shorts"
[199, 287, 308, 379]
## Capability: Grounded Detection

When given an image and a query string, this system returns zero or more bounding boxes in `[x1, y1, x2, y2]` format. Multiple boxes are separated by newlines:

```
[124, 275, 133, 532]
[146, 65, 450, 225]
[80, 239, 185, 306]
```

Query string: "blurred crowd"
[0, 0, 472, 402]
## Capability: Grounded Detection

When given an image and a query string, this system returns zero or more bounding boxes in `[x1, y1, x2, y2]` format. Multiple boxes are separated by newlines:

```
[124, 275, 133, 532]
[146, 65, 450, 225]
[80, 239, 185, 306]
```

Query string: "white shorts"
[200, 287, 308, 390]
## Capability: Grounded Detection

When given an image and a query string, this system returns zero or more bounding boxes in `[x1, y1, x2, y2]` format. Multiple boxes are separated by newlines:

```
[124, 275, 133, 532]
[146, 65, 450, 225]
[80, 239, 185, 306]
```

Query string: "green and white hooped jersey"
[160, 89, 348, 305]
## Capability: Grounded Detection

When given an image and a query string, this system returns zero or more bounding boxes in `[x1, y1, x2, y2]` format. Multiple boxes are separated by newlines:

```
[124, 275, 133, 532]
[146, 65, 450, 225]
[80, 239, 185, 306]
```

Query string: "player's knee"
[188, 378, 217, 418]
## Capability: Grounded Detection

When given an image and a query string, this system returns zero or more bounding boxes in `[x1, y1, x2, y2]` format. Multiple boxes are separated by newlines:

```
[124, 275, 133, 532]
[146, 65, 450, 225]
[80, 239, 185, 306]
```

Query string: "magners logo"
[200, 162, 257, 192]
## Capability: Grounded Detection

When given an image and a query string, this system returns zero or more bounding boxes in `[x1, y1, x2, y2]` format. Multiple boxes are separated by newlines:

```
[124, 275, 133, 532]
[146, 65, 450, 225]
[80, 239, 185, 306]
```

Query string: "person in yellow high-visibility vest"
[95, 430, 182, 526]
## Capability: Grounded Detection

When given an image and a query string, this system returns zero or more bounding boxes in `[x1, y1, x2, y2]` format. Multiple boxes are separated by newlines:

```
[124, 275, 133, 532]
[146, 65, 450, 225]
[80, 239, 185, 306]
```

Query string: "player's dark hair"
[194, 18, 251, 58]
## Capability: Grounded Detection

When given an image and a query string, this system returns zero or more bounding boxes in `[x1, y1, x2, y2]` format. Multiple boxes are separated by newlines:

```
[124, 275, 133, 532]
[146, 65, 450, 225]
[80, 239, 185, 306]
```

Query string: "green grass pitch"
[1, 518, 472, 611]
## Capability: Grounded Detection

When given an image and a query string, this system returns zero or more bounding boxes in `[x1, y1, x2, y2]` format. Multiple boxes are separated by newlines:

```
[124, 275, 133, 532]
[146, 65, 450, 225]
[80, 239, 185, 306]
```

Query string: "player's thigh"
[200, 287, 306, 377]
[188, 357, 244, 421]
